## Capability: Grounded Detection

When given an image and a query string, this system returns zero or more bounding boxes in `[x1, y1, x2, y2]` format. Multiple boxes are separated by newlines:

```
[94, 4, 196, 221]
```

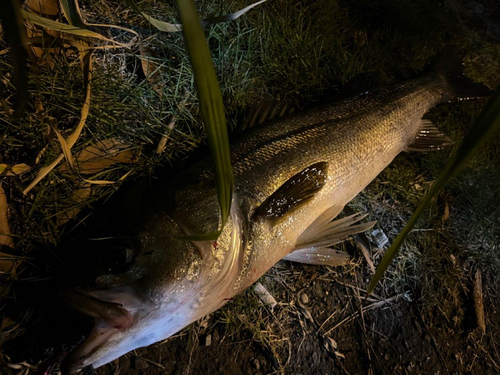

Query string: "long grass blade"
[21, 10, 131, 48]
[368, 89, 500, 294]
[177, 0, 233, 236]
[58, 0, 85, 27]
[54, 129, 75, 170]
[0, 0, 28, 119]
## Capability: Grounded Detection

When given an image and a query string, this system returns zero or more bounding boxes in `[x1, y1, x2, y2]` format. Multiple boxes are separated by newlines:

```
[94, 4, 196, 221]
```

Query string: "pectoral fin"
[254, 162, 328, 219]
[406, 119, 453, 152]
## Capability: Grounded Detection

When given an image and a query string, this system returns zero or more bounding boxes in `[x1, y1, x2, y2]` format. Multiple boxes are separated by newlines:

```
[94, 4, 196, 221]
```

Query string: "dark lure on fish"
[63, 58, 490, 373]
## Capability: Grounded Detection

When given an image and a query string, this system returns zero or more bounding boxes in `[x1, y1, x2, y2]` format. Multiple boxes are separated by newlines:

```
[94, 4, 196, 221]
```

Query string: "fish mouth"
[62, 322, 120, 374]
[60, 289, 137, 374]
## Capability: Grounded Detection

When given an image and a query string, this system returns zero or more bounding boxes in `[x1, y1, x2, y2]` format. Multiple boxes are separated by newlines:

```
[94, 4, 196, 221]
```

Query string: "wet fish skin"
[64, 72, 481, 373]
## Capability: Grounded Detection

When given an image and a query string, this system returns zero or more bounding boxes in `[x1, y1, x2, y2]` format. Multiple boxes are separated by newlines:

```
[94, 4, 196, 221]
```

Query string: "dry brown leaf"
[0, 185, 13, 250]
[23, 49, 92, 195]
[26, 0, 60, 17]
[442, 201, 451, 223]
[0, 164, 31, 177]
[59, 138, 136, 175]
[139, 45, 165, 97]
[56, 182, 92, 226]
[25, 0, 63, 66]
[0, 185, 18, 297]
[474, 269, 486, 333]
[55, 129, 75, 170]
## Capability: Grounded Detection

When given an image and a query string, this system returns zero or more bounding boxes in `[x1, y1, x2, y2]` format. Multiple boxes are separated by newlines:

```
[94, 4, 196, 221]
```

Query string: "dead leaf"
[157, 93, 188, 155]
[25, 0, 60, 17]
[0, 164, 31, 177]
[442, 201, 451, 223]
[56, 182, 92, 226]
[24, 50, 92, 195]
[0, 185, 13, 250]
[0, 185, 18, 297]
[139, 45, 165, 97]
[25, 0, 63, 67]
[474, 269, 486, 333]
[59, 138, 136, 175]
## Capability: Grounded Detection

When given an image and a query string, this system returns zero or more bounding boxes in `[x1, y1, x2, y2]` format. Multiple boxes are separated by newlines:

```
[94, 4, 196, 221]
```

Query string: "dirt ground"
[93, 262, 500, 375]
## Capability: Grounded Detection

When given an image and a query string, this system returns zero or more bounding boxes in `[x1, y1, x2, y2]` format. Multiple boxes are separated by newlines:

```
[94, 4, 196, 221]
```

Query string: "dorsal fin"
[406, 119, 453, 152]
[241, 97, 296, 131]
[254, 162, 328, 220]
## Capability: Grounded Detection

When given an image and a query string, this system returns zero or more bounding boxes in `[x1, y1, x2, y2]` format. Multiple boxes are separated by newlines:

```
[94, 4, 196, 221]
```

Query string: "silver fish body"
[65, 73, 465, 372]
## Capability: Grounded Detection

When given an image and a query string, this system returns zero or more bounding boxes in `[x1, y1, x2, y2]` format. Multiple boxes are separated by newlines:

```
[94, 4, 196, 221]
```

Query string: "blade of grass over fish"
[368, 89, 500, 295]
[177, 0, 233, 236]
[23, 50, 93, 195]
[0, 0, 28, 119]
[21, 10, 132, 48]
[128, 0, 266, 32]
[59, 0, 85, 27]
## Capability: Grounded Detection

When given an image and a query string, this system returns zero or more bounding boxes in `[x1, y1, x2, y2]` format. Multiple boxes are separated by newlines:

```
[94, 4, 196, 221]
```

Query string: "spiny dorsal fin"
[254, 162, 328, 220]
[406, 119, 453, 152]
[241, 97, 296, 131]
[296, 212, 377, 249]
[283, 247, 350, 266]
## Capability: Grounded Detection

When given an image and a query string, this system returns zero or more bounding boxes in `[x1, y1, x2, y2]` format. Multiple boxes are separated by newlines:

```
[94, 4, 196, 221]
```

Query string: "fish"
[62, 60, 490, 373]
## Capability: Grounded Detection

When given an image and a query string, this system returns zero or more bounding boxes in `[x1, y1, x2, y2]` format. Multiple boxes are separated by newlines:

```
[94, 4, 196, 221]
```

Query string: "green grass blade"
[177, 0, 234, 233]
[0, 0, 28, 119]
[59, 0, 86, 27]
[368, 89, 500, 295]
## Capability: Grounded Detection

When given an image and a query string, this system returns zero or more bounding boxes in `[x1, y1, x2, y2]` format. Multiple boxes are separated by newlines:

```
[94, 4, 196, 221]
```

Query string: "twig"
[323, 294, 403, 336]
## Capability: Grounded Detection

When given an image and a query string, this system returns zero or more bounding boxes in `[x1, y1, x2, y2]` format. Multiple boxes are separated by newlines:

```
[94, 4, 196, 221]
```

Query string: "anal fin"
[296, 212, 376, 250]
[283, 247, 350, 266]
[406, 119, 453, 152]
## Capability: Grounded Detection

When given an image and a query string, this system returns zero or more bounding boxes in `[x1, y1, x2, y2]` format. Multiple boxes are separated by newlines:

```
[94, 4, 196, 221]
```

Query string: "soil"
[85, 258, 499, 375]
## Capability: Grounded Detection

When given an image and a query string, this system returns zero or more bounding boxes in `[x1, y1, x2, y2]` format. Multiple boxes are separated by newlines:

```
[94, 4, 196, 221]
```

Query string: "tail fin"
[434, 49, 493, 101]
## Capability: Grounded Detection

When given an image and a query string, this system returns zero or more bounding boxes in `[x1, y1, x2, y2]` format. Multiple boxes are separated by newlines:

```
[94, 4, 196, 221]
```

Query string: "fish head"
[63, 205, 243, 374]
[62, 217, 210, 373]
